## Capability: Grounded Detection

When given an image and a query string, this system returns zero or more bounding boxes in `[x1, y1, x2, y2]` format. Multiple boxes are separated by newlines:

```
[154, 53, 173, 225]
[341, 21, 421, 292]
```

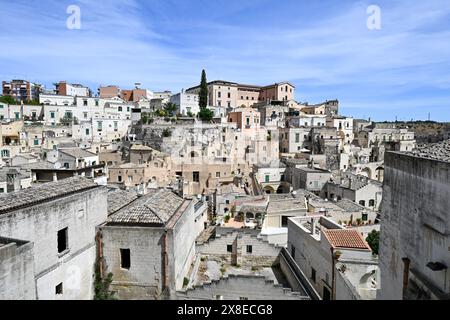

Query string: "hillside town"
[0, 74, 448, 301]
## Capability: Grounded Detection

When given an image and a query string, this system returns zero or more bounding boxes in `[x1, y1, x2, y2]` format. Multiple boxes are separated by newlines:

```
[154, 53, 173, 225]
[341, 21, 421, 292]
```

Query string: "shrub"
[366, 230, 380, 255]
[198, 108, 214, 122]
[162, 128, 172, 137]
[224, 215, 230, 223]
[183, 277, 189, 288]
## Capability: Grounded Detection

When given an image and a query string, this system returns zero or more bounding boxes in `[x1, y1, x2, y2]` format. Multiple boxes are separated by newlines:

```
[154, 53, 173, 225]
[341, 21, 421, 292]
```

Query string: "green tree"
[0, 95, 17, 104]
[198, 108, 213, 122]
[164, 102, 178, 117]
[94, 264, 117, 300]
[141, 112, 149, 124]
[199, 69, 208, 109]
[162, 128, 172, 137]
[24, 99, 41, 105]
[366, 230, 380, 255]
[155, 109, 166, 117]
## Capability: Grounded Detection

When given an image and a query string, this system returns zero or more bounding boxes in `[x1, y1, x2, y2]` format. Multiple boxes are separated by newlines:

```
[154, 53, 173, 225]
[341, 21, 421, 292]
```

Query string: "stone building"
[176, 227, 317, 300]
[379, 140, 450, 300]
[0, 176, 108, 299]
[324, 173, 383, 211]
[288, 215, 378, 300]
[98, 188, 208, 299]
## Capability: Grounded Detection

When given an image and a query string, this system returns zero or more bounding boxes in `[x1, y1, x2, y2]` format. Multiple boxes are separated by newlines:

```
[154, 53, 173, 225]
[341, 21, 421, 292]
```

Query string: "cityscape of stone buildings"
[0, 75, 449, 301]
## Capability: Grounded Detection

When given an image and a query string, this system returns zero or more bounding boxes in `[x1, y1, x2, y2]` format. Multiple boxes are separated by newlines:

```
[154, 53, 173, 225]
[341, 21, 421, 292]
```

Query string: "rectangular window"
[83, 100, 88, 106]
[120, 248, 131, 269]
[216, 172, 220, 178]
[114, 121, 118, 132]
[97, 121, 102, 132]
[362, 213, 369, 221]
[57, 227, 68, 253]
[55, 283, 63, 295]
[265, 175, 270, 183]
[295, 133, 300, 143]
[311, 268, 316, 283]
[85, 128, 90, 135]
[282, 216, 290, 227]
[246, 245, 252, 254]
[15, 112, 20, 119]
[227, 245, 233, 253]
[193, 171, 200, 182]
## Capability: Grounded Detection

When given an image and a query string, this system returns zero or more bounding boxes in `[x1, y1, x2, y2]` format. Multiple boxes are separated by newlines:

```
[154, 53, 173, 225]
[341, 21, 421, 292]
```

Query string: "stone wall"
[379, 151, 450, 299]
[176, 274, 306, 300]
[99, 225, 165, 300]
[0, 237, 36, 299]
[196, 230, 281, 267]
[170, 201, 208, 291]
[0, 186, 107, 300]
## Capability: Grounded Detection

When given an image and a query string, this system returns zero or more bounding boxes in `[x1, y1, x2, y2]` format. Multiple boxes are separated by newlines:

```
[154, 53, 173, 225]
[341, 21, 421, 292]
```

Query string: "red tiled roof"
[323, 229, 371, 250]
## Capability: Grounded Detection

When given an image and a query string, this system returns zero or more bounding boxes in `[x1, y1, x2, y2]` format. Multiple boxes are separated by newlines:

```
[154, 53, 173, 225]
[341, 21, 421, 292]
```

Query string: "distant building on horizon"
[2, 79, 43, 102]
[186, 80, 295, 109]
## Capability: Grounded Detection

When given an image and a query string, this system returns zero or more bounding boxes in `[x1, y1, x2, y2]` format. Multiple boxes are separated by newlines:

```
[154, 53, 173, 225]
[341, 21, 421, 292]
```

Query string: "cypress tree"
[199, 69, 208, 109]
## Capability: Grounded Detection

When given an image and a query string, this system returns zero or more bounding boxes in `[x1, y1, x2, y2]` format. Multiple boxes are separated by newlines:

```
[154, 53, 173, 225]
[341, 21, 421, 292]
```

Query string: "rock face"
[404, 139, 450, 163]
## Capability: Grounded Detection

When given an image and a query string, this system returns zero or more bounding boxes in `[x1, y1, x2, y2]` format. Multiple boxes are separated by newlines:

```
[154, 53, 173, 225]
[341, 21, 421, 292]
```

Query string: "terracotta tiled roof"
[323, 229, 371, 250]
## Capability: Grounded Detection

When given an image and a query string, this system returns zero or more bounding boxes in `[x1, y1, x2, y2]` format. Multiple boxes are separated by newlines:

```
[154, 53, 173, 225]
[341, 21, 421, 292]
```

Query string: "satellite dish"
[54, 162, 61, 169]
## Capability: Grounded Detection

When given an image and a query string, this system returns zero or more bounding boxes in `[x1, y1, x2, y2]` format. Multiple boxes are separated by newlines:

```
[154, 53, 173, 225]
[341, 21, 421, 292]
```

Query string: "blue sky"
[1, 0, 450, 121]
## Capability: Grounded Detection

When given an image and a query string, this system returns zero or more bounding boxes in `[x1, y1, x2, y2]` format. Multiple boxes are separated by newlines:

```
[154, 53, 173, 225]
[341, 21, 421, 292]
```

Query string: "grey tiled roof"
[335, 199, 367, 212]
[107, 189, 184, 225]
[0, 177, 99, 215]
[403, 139, 450, 163]
[59, 148, 97, 159]
[107, 187, 139, 215]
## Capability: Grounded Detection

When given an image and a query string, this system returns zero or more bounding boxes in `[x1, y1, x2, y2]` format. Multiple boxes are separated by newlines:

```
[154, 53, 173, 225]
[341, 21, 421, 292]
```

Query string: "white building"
[169, 92, 200, 116]
[0, 177, 108, 300]
[288, 215, 379, 300]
